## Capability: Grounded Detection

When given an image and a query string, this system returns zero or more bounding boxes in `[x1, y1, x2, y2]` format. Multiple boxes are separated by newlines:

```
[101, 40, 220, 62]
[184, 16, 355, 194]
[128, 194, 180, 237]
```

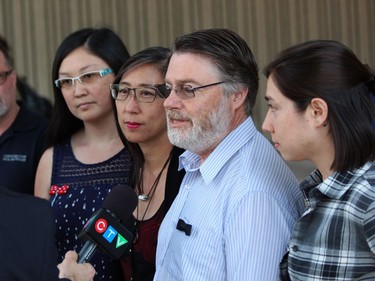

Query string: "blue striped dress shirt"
[154, 117, 305, 281]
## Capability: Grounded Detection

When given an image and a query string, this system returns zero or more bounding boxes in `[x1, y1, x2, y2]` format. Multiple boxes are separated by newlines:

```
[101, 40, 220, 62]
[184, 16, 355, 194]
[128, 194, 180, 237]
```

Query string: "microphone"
[77, 184, 138, 263]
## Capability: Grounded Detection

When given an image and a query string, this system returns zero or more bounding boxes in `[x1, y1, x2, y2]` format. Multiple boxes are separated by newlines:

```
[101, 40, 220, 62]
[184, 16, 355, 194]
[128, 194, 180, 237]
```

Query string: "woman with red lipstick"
[262, 40, 375, 280]
[34, 27, 132, 281]
[110, 46, 185, 281]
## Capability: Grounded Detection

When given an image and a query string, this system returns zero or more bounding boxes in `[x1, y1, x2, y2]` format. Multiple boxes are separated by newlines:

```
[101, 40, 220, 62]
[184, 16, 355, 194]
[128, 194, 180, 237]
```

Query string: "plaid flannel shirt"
[281, 161, 375, 281]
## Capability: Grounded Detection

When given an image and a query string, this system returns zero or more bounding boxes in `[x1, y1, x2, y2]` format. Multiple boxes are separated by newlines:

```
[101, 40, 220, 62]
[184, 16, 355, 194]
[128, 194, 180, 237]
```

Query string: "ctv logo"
[94, 218, 128, 248]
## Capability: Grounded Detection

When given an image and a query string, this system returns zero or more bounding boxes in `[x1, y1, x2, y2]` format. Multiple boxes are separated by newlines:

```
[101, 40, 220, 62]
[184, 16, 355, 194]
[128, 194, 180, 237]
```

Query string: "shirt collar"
[302, 162, 374, 200]
[13, 101, 43, 132]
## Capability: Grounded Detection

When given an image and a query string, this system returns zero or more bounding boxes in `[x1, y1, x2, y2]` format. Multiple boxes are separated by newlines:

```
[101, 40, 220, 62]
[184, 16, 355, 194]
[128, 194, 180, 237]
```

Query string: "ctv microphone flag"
[78, 185, 138, 263]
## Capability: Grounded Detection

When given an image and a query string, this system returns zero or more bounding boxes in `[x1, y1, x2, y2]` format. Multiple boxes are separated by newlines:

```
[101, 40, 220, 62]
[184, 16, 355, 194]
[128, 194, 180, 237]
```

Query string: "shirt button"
[185, 184, 191, 190]
[291, 245, 299, 252]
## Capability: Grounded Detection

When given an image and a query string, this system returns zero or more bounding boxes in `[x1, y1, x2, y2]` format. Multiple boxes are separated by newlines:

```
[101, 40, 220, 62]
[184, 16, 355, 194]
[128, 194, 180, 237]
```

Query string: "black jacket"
[0, 187, 69, 281]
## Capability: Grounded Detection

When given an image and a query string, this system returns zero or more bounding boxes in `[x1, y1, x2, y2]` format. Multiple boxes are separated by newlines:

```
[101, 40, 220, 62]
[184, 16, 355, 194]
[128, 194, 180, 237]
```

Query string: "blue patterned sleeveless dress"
[50, 138, 132, 280]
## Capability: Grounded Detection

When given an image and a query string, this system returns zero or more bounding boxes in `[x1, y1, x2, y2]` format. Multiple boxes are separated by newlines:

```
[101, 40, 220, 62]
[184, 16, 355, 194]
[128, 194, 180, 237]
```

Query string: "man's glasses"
[54, 68, 113, 90]
[0, 70, 13, 85]
[156, 81, 227, 100]
[110, 84, 167, 103]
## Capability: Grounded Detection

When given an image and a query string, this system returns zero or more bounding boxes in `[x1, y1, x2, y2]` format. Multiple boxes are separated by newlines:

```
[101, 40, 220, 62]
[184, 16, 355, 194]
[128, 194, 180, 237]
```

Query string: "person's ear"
[309, 98, 328, 127]
[9, 70, 16, 80]
[232, 88, 247, 109]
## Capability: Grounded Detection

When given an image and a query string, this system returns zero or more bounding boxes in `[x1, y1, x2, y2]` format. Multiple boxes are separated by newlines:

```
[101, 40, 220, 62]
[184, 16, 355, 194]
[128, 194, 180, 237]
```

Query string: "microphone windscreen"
[102, 185, 138, 222]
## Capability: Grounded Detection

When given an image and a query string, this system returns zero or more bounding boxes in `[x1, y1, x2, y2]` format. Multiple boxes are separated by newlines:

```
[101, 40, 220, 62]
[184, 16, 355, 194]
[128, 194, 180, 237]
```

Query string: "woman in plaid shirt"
[262, 40, 375, 280]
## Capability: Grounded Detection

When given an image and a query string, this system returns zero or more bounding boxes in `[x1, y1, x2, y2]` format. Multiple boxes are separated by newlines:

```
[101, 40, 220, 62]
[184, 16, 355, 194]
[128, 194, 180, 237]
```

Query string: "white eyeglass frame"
[54, 68, 113, 89]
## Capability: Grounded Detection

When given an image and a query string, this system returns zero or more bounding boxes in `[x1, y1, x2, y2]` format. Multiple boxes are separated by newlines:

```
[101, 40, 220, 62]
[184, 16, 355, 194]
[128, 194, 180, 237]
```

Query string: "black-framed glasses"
[54, 68, 113, 90]
[156, 81, 227, 99]
[110, 84, 166, 103]
[0, 70, 13, 85]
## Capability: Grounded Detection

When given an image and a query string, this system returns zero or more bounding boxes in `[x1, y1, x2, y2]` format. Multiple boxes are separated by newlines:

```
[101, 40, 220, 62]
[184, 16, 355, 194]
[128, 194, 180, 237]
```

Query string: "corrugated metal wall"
[0, 0, 374, 125]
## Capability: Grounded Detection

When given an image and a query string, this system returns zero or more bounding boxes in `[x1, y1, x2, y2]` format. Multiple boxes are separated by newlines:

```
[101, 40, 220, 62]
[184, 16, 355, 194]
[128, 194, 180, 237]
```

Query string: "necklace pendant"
[138, 194, 149, 201]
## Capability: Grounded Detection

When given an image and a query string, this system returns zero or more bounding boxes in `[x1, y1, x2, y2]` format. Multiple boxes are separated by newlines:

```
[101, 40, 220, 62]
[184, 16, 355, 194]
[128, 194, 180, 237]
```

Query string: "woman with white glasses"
[34, 27, 132, 281]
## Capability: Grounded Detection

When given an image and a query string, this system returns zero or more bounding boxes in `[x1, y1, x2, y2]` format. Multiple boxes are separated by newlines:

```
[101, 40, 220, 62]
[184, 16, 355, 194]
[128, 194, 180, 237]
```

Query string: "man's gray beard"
[167, 96, 231, 154]
[0, 103, 8, 117]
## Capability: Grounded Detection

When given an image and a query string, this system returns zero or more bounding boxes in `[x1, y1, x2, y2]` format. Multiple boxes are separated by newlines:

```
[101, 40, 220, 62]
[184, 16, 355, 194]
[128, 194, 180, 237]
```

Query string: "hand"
[57, 251, 96, 281]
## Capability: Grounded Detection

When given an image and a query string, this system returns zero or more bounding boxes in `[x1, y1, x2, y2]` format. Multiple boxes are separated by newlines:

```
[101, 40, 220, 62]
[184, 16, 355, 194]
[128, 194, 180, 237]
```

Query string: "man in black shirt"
[0, 35, 48, 194]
